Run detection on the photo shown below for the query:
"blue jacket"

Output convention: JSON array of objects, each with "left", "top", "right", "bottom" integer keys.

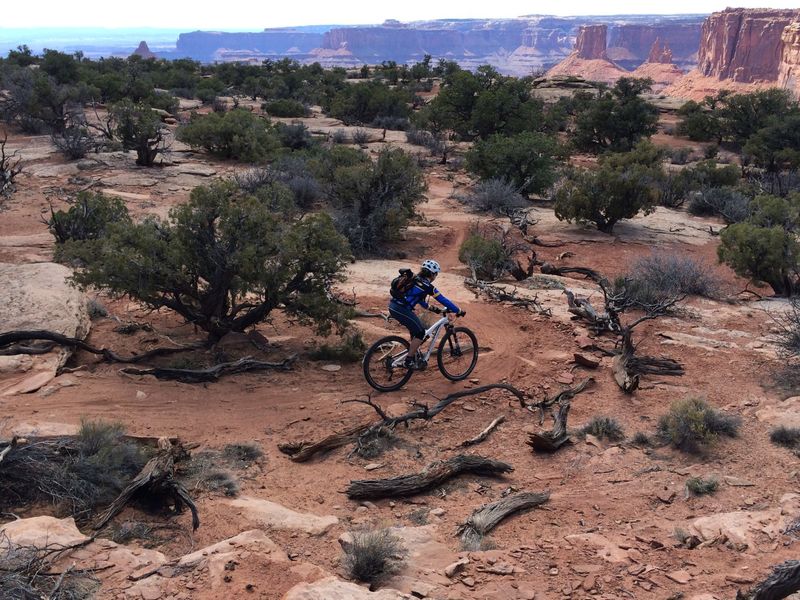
[{"left": 397, "top": 277, "right": 460, "bottom": 313}]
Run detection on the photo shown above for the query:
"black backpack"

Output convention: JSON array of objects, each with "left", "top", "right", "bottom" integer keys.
[{"left": 390, "top": 268, "right": 417, "bottom": 301}]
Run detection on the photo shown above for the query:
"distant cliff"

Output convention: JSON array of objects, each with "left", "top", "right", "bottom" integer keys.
[
  {"left": 176, "top": 30, "right": 324, "bottom": 62},
  {"left": 697, "top": 8, "right": 799, "bottom": 82},
  {"left": 172, "top": 15, "right": 705, "bottom": 75},
  {"left": 779, "top": 21, "right": 800, "bottom": 96},
  {"left": 546, "top": 24, "right": 629, "bottom": 85}
]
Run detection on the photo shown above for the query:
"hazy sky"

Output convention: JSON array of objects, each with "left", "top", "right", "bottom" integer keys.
[{"left": 3, "top": 1, "right": 799, "bottom": 29}]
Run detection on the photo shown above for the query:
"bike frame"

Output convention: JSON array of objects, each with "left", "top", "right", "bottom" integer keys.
[{"left": 389, "top": 315, "right": 451, "bottom": 367}]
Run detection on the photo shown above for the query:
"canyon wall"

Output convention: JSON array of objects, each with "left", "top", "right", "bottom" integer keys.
[
  {"left": 779, "top": 21, "right": 800, "bottom": 96},
  {"left": 608, "top": 23, "right": 700, "bottom": 70},
  {"left": 175, "top": 30, "right": 324, "bottom": 62},
  {"left": 546, "top": 23, "right": 629, "bottom": 85},
  {"left": 575, "top": 25, "right": 608, "bottom": 60},
  {"left": 697, "top": 8, "right": 799, "bottom": 82}
]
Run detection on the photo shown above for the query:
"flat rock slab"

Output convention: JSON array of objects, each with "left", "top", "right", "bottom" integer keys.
[
  {"left": 0, "top": 516, "right": 89, "bottom": 548},
  {"left": 6, "top": 420, "right": 79, "bottom": 437},
  {"left": 100, "top": 174, "right": 160, "bottom": 187},
  {"left": 27, "top": 163, "right": 80, "bottom": 178},
  {"left": 283, "top": 577, "right": 411, "bottom": 600},
  {"left": 229, "top": 496, "right": 339, "bottom": 536},
  {"left": 688, "top": 493, "right": 800, "bottom": 549},
  {"left": 177, "top": 165, "right": 216, "bottom": 177},
  {"left": 101, "top": 188, "right": 152, "bottom": 202}
]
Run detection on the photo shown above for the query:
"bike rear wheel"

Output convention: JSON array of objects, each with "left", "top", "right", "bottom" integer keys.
[
  {"left": 437, "top": 326, "right": 479, "bottom": 381},
  {"left": 363, "top": 335, "right": 414, "bottom": 392}
]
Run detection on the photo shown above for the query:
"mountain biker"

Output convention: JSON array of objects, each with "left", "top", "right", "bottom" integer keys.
[{"left": 389, "top": 259, "right": 466, "bottom": 370}]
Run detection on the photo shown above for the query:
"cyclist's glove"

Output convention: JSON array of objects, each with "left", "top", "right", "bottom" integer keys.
[
  {"left": 457, "top": 310, "right": 466, "bottom": 317},
  {"left": 428, "top": 306, "right": 443, "bottom": 314}
]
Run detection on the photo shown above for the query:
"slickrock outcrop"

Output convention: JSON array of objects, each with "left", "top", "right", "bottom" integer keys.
[
  {"left": 697, "top": 8, "right": 800, "bottom": 83},
  {"left": 547, "top": 24, "right": 629, "bottom": 85},
  {"left": 779, "top": 21, "right": 800, "bottom": 97}
]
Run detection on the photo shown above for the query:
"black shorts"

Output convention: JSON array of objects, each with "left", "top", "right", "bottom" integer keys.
[{"left": 389, "top": 301, "right": 425, "bottom": 340}]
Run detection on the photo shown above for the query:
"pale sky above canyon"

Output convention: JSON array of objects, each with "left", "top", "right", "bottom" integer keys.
[{"left": 4, "top": 1, "right": 799, "bottom": 28}]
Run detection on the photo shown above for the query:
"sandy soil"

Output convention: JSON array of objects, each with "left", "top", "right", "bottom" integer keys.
[{"left": 1, "top": 112, "right": 798, "bottom": 600}]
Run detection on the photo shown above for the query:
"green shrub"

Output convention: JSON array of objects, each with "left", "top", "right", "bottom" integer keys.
[
  {"left": 686, "top": 476, "right": 719, "bottom": 495},
  {"left": 48, "top": 192, "right": 131, "bottom": 245},
  {"left": 459, "top": 234, "right": 508, "bottom": 280},
  {"left": 580, "top": 416, "right": 625, "bottom": 441},
  {"left": 553, "top": 162, "right": 659, "bottom": 234},
  {"left": 657, "top": 398, "right": 740, "bottom": 453},
  {"left": 618, "top": 254, "right": 718, "bottom": 308},
  {"left": 632, "top": 431, "right": 652, "bottom": 446},
  {"left": 572, "top": 77, "right": 659, "bottom": 152},
  {"left": 328, "top": 81, "right": 410, "bottom": 125},
  {"left": 343, "top": 529, "right": 406, "bottom": 583},
  {"left": 262, "top": 98, "right": 310, "bottom": 117},
  {"left": 466, "top": 131, "right": 561, "bottom": 198},
  {"left": 177, "top": 109, "right": 280, "bottom": 162},
  {"left": 112, "top": 100, "right": 167, "bottom": 166},
  {"left": 63, "top": 180, "right": 352, "bottom": 341},
  {"left": 309, "top": 333, "right": 366, "bottom": 363},
  {"left": 670, "top": 147, "right": 692, "bottom": 165},
  {"left": 458, "top": 179, "right": 528, "bottom": 215},
  {"left": 718, "top": 222, "right": 800, "bottom": 296},
  {"left": 330, "top": 148, "right": 426, "bottom": 256},
  {"left": 222, "top": 442, "right": 264, "bottom": 465},
  {"left": 275, "top": 122, "right": 313, "bottom": 150},
  {"left": 770, "top": 425, "right": 800, "bottom": 448},
  {"left": 352, "top": 128, "right": 370, "bottom": 145},
  {"left": 688, "top": 187, "right": 751, "bottom": 223}
]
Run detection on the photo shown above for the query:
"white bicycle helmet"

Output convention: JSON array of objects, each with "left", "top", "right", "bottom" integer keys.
[{"left": 421, "top": 259, "right": 441, "bottom": 274}]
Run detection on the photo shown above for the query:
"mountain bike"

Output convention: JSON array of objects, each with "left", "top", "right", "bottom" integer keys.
[{"left": 363, "top": 311, "right": 478, "bottom": 392}]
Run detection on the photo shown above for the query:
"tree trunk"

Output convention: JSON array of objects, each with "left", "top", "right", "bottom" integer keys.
[{"left": 346, "top": 455, "right": 513, "bottom": 499}]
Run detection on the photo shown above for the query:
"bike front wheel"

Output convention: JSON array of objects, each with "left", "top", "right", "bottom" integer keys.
[
  {"left": 363, "top": 335, "right": 414, "bottom": 392},
  {"left": 437, "top": 326, "right": 479, "bottom": 381}
]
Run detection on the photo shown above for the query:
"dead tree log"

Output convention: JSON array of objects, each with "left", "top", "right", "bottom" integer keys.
[
  {"left": 465, "top": 280, "right": 549, "bottom": 314},
  {"left": 461, "top": 416, "right": 506, "bottom": 447},
  {"left": 527, "top": 400, "right": 571, "bottom": 452},
  {"left": 521, "top": 378, "right": 593, "bottom": 424},
  {"left": 278, "top": 421, "right": 374, "bottom": 463},
  {"left": 612, "top": 328, "right": 684, "bottom": 394},
  {"left": 0, "top": 330, "right": 203, "bottom": 364},
  {"left": 1, "top": 133, "right": 23, "bottom": 198},
  {"left": 457, "top": 491, "right": 550, "bottom": 548},
  {"left": 280, "top": 384, "right": 526, "bottom": 463},
  {"left": 120, "top": 355, "right": 296, "bottom": 382},
  {"left": 349, "top": 384, "right": 525, "bottom": 438},
  {"left": 346, "top": 455, "right": 513, "bottom": 499},
  {"left": 737, "top": 561, "right": 800, "bottom": 600},
  {"left": 540, "top": 263, "right": 606, "bottom": 285},
  {"left": 93, "top": 438, "right": 199, "bottom": 531}
]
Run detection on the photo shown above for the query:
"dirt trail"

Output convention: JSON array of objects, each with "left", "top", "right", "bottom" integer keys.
[{"left": 1, "top": 126, "right": 798, "bottom": 600}]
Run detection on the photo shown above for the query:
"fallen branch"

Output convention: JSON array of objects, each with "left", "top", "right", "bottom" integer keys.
[
  {"left": 119, "top": 355, "right": 296, "bottom": 382},
  {"left": 461, "top": 416, "right": 506, "bottom": 447},
  {"left": 0, "top": 330, "right": 203, "bottom": 364},
  {"left": 0, "top": 437, "right": 16, "bottom": 464},
  {"left": 541, "top": 263, "right": 606, "bottom": 285},
  {"left": 346, "top": 455, "right": 513, "bottom": 499},
  {"left": 278, "top": 421, "right": 374, "bottom": 463},
  {"left": 521, "top": 378, "right": 593, "bottom": 424},
  {"left": 93, "top": 438, "right": 199, "bottom": 531},
  {"left": 737, "top": 560, "right": 800, "bottom": 600},
  {"left": 351, "top": 384, "right": 525, "bottom": 436},
  {"left": 280, "top": 384, "right": 526, "bottom": 463},
  {"left": 465, "top": 280, "right": 549, "bottom": 314},
  {"left": 457, "top": 491, "right": 550, "bottom": 548}
]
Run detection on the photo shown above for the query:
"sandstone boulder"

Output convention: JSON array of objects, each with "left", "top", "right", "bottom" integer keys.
[
  {"left": 0, "top": 263, "right": 89, "bottom": 395},
  {"left": 0, "top": 516, "right": 89, "bottom": 548},
  {"left": 283, "top": 577, "right": 411, "bottom": 600},
  {"left": 229, "top": 496, "right": 338, "bottom": 535}
]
